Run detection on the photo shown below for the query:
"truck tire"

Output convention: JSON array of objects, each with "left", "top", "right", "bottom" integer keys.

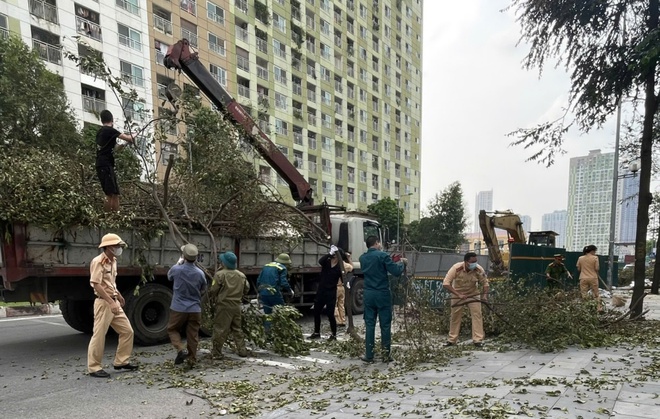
[
  {"left": 124, "top": 283, "right": 172, "bottom": 346},
  {"left": 60, "top": 299, "right": 94, "bottom": 334},
  {"left": 350, "top": 277, "right": 365, "bottom": 315}
]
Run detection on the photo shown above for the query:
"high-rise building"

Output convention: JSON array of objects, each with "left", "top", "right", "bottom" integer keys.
[
  {"left": 474, "top": 190, "right": 493, "bottom": 232},
  {"left": 5, "top": 0, "right": 423, "bottom": 222},
  {"left": 566, "top": 149, "right": 618, "bottom": 252},
  {"left": 542, "top": 210, "right": 567, "bottom": 248},
  {"left": 519, "top": 215, "right": 532, "bottom": 235}
]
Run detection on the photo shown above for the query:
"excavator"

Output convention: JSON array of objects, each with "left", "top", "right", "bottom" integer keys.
[{"left": 478, "top": 210, "right": 557, "bottom": 276}]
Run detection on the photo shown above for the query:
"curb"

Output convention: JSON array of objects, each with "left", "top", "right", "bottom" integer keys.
[{"left": 0, "top": 303, "right": 60, "bottom": 318}]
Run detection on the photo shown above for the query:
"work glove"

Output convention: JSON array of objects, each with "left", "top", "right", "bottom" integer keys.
[
  {"left": 401, "top": 258, "right": 408, "bottom": 265},
  {"left": 329, "top": 245, "right": 338, "bottom": 255}
]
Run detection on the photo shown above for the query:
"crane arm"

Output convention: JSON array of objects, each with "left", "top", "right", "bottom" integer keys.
[{"left": 163, "top": 39, "right": 314, "bottom": 207}]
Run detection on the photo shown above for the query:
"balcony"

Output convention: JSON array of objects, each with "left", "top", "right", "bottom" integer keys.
[
  {"left": 154, "top": 15, "right": 173, "bottom": 35},
  {"left": 180, "top": 0, "right": 196, "bottom": 16},
  {"left": 294, "top": 132, "right": 303, "bottom": 145},
  {"left": 306, "top": 40, "right": 315, "bottom": 54},
  {"left": 122, "top": 72, "right": 145, "bottom": 87},
  {"left": 30, "top": 0, "right": 58, "bottom": 24},
  {"left": 209, "top": 42, "right": 225, "bottom": 56},
  {"left": 306, "top": 15, "right": 315, "bottom": 30},
  {"left": 308, "top": 162, "right": 317, "bottom": 172},
  {"left": 256, "top": 38, "right": 267, "bottom": 53},
  {"left": 181, "top": 28, "right": 198, "bottom": 47},
  {"left": 307, "top": 114, "right": 316, "bottom": 125},
  {"left": 292, "top": 57, "right": 301, "bottom": 71},
  {"left": 235, "top": 26, "right": 248, "bottom": 43},
  {"left": 257, "top": 65, "right": 269, "bottom": 80},
  {"left": 238, "top": 84, "right": 250, "bottom": 98},
  {"left": 275, "top": 48, "right": 286, "bottom": 58},
  {"left": 334, "top": 81, "right": 342, "bottom": 93},
  {"left": 293, "top": 83, "right": 302, "bottom": 95},
  {"left": 1, "top": 28, "right": 8, "bottom": 39},
  {"left": 83, "top": 96, "right": 105, "bottom": 114},
  {"left": 334, "top": 36, "right": 342, "bottom": 47},
  {"left": 76, "top": 17, "right": 102, "bottom": 41},
  {"left": 236, "top": 0, "right": 248, "bottom": 13},
  {"left": 117, "top": 0, "right": 140, "bottom": 15},
  {"left": 307, "top": 91, "right": 316, "bottom": 102},
  {"left": 33, "top": 39, "right": 61, "bottom": 65},
  {"left": 237, "top": 56, "right": 250, "bottom": 72},
  {"left": 119, "top": 34, "right": 142, "bottom": 51},
  {"left": 335, "top": 191, "right": 344, "bottom": 201}
]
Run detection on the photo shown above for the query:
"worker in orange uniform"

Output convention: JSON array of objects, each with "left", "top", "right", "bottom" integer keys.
[
  {"left": 442, "top": 252, "right": 489, "bottom": 347},
  {"left": 87, "top": 233, "right": 138, "bottom": 378}
]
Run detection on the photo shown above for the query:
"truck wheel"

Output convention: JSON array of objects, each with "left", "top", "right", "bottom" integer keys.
[
  {"left": 124, "top": 283, "right": 172, "bottom": 346},
  {"left": 60, "top": 299, "right": 94, "bottom": 334},
  {"left": 350, "top": 277, "right": 365, "bottom": 315}
]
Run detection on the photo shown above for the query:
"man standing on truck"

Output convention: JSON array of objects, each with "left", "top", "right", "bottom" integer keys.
[
  {"left": 545, "top": 254, "right": 572, "bottom": 290},
  {"left": 257, "top": 253, "right": 293, "bottom": 332},
  {"left": 96, "top": 109, "right": 136, "bottom": 212},
  {"left": 210, "top": 251, "right": 250, "bottom": 359},
  {"left": 443, "top": 252, "right": 489, "bottom": 347},
  {"left": 359, "top": 236, "right": 407, "bottom": 363},
  {"left": 87, "top": 233, "right": 138, "bottom": 378},
  {"left": 309, "top": 245, "right": 353, "bottom": 341},
  {"left": 166, "top": 244, "right": 207, "bottom": 366}
]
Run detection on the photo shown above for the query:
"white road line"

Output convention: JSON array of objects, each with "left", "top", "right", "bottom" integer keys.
[
  {"left": 0, "top": 314, "right": 63, "bottom": 323},
  {"left": 292, "top": 356, "right": 332, "bottom": 364},
  {"left": 30, "top": 319, "right": 69, "bottom": 327}
]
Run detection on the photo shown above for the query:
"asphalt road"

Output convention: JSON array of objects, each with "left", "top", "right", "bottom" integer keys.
[{"left": 0, "top": 314, "right": 210, "bottom": 419}]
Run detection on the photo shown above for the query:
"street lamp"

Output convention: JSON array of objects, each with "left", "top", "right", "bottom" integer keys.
[
  {"left": 607, "top": 159, "right": 639, "bottom": 290},
  {"left": 395, "top": 192, "right": 413, "bottom": 250}
]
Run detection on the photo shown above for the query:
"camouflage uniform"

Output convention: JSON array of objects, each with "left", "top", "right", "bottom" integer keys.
[{"left": 545, "top": 261, "right": 569, "bottom": 289}]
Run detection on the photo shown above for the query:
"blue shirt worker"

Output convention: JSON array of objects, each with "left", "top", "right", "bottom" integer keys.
[
  {"left": 210, "top": 252, "right": 250, "bottom": 359},
  {"left": 166, "top": 244, "right": 207, "bottom": 365},
  {"left": 256, "top": 253, "right": 293, "bottom": 332},
  {"left": 359, "top": 236, "right": 407, "bottom": 363}
]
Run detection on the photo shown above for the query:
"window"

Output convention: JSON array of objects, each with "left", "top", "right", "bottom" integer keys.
[
  {"left": 118, "top": 24, "right": 142, "bottom": 51},
  {"left": 273, "top": 39, "right": 286, "bottom": 58},
  {"left": 322, "top": 136, "right": 332, "bottom": 151},
  {"left": 275, "top": 119, "right": 288, "bottom": 135},
  {"left": 274, "top": 66, "right": 287, "bottom": 85},
  {"left": 117, "top": 0, "right": 140, "bottom": 16},
  {"left": 161, "top": 142, "right": 178, "bottom": 164},
  {"left": 208, "top": 32, "right": 226, "bottom": 56},
  {"left": 322, "top": 159, "right": 332, "bottom": 174},
  {"left": 120, "top": 61, "right": 144, "bottom": 87},
  {"left": 207, "top": 1, "right": 225, "bottom": 25},
  {"left": 122, "top": 97, "right": 145, "bottom": 121},
  {"left": 275, "top": 92, "right": 287, "bottom": 110},
  {"left": 210, "top": 64, "right": 227, "bottom": 86},
  {"left": 321, "top": 90, "right": 331, "bottom": 105},
  {"left": 75, "top": 5, "right": 102, "bottom": 41},
  {"left": 273, "top": 13, "right": 286, "bottom": 32},
  {"left": 320, "top": 66, "right": 330, "bottom": 81},
  {"left": 294, "top": 151, "right": 304, "bottom": 169}
]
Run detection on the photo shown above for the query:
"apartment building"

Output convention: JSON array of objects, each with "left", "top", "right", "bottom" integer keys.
[
  {"left": 473, "top": 189, "right": 493, "bottom": 233},
  {"left": 541, "top": 209, "right": 567, "bottom": 249},
  {"left": 3, "top": 0, "right": 423, "bottom": 222},
  {"left": 1, "top": 0, "right": 154, "bottom": 145}
]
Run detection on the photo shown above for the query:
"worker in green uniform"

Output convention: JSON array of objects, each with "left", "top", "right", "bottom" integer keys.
[
  {"left": 358, "top": 236, "right": 407, "bottom": 363},
  {"left": 545, "top": 254, "right": 572, "bottom": 290},
  {"left": 210, "top": 251, "right": 250, "bottom": 359}
]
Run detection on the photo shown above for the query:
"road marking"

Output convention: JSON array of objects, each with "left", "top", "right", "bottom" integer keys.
[
  {"left": 0, "top": 314, "right": 63, "bottom": 323},
  {"left": 30, "top": 319, "right": 69, "bottom": 327},
  {"left": 292, "top": 356, "right": 332, "bottom": 364},
  {"left": 247, "top": 358, "right": 300, "bottom": 370}
]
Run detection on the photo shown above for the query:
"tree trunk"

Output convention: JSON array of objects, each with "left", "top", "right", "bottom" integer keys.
[
  {"left": 630, "top": 0, "right": 659, "bottom": 317},
  {"left": 652, "top": 227, "right": 660, "bottom": 294}
]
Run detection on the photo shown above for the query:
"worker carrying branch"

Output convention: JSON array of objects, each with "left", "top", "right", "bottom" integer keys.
[{"left": 96, "top": 109, "right": 136, "bottom": 212}]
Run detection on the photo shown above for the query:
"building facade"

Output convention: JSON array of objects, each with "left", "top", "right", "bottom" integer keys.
[
  {"left": 566, "top": 149, "right": 618, "bottom": 252},
  {"left": 4, "top": 0, "right": 423, "bottom": 222},
  {"left": 541, "top": 209, "right": 567, "bottom": 249},
  {"left": 473, "top": 189, "right": 493, "bottom": 233},
  {"left": 519, "top": 214, "right": 532, "bottom": 235}
]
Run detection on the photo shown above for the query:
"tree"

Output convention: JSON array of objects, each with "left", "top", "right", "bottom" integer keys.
[
  {"left": 408, "top": 182, "right": 467, "bottom": 251},
  {"left": 509, "top": 0, "right": 660, "bottom": 317},
  {"left": 367, "top": 197, "right": 403, "bottom": 245}
]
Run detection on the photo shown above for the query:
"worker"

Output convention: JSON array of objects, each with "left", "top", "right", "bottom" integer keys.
[
  {"left": 576, "top": 244, "right": 601, "bottom": 307},
  {"left": 545, "top": 254, "right": 573, "bottom": 290},
  {"left": 209, "top": 251, "right": 250, "bottom": 359},
  {"left": 335, "top": 251, "right": 352, "bottom": 328},
  {"left": 443, "top": 252, "right": 489, "bottom": 347},
  {"left": 256, "top": 253, "right": 293, "bottom": 332},
  {"left": 166, "top": 244, "right": 207, "bottom": 366},
  {"left": 96, "top": 109, "right": 136, "bottom": 212},
  {"left": 359, "top": 236, "right": 407, "bottom": 363},
  {"left": 309, "top": 245, "right": 353, "bottom": 341},
  {"left": 87, "top": 233, "right": 138, "bottom": 378}
]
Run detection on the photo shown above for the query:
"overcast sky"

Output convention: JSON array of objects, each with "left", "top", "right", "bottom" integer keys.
[{"left": 420, "top": 0, "right": 621, "bottom": 232}]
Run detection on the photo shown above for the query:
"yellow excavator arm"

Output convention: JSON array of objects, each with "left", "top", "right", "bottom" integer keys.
[{"left": 478, "top": 210, "right": 527, "bottom": 275}]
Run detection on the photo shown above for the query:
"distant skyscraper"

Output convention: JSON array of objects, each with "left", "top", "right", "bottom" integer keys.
[
  {"left": 519, "top": 215, "right": 532, "bottom": 234},
  {"left": 542, "top": 210, "right": 568, "bottom": 248},
  {"left": 474, "top": 190, "right": 493, "bottom": 233},
  {"left": 566, "top": 150, "right": 616, "bottom": 252},
  {"left": 618, "top": 176, "right": 639, "bottom": 245}
]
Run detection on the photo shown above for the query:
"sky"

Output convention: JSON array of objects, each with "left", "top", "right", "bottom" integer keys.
[{"left": 420, "top": 0, "right": 621, "bottom": 232}]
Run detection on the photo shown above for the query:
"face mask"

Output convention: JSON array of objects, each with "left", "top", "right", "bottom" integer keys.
[
  {"left": 468, "top": 262, "right": 478, "bottom": 271},
  {"left": 112, "top": 247, "right": 123, "bottom": 257}
]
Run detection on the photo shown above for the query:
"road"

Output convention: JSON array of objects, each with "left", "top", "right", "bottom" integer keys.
[{"left": 2, "top": 308, "right": 660, "bottom": 419}]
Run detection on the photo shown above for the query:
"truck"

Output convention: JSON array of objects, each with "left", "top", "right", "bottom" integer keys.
[{"left": 0, "top": 39, "right": 382, "bottom": 345}]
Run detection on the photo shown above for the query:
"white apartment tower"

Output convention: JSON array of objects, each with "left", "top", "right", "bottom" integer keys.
[
  {"left": 542, "top": 210, "right": 567, "bottom": 248},
  {"left": 474, "top": 189, "right": 493, "bottom": 233}
]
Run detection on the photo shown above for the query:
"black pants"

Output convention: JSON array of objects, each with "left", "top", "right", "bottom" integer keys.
[{"left": 313, "top": 288, "right": 337, "bottom": 336}]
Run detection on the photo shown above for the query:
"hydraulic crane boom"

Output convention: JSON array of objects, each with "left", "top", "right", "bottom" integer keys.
[
  {"left": 478, "top": 210, "right": 527, "bottom": 275},
  {"left": 164, "top": 39, "right": 314, "bottom": 207}
]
